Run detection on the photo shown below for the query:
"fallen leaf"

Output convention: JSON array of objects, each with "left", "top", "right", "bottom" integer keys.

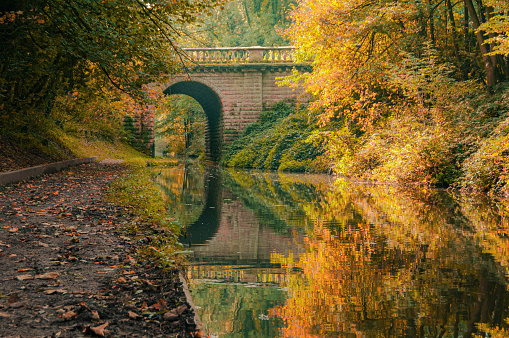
[
  {"left": 163, "top": 303, "right": 188, "bottom": 321},
  {"left": 9, "top": 301, "right": 27, "bottom": 309},
  {"left": 18, "top": 268, "right": 32, "bottom": 272},
  {"left": 163, "top": 312, "right": 179, "bottom": 321},
  {"left": 36, "top": 272, "right": 59, "bottom": 279},
  {"left": 44, "top": 288, "right": 66, "bottom": 294},
  {"left": 0, "top": 311, "right": 11, "bottom": 318},
  {"left": 141, "top": 279, "right": 159, "bottom": 291},
  {"left": 91, "top": 310, "right": 100, "bottom": 320},
  {"left": 126, "top": 255, "right": 136, "bottom": 265},
  {"left": 80, "top": 302, "right": 91, "bottom": 311},
  {"left": 38, "top": 241, "right": 49, "bottom": 247},
  {"left": 63, "top": 310, "right": 77, "bottom": 320},
  {"left": 7, "top": 294, "right": 19, "bottom": 304},
  {"left": 16, "top": 274, "right": 33, "bottom": 281},
  {"left": 127, "top": 310, "right": 140, "bottom": 319},
  {"left": 117, "top": 277, "right": 127, "bottom": 283},
  {"left": 149, "top": 299, "right": 166, "bottom": 311},
  {"left": 90, "top": 322, "right": 109, "bottom": 336},
  {"left": 175, "top": 304, "right": 188, "bottom": 315}
]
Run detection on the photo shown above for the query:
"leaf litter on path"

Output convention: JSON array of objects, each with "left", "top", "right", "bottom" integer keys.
[{"left": 0, "top": 162, "right": 200, "bottom": 338}]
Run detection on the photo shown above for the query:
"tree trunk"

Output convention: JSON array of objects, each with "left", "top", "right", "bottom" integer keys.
[
  {"left": 463, "top": 0, "right": 497, "bottom": 86},
  {"left": 446, "top": 0, "right": 459, "bottom": 57},
  {"left": 427, "top": 0, "right": 436, "bottom": 46}
]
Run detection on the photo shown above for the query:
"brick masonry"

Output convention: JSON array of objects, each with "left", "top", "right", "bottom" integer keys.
[{"left": 145, "top": 64, "right": 309, "bottom": 161}]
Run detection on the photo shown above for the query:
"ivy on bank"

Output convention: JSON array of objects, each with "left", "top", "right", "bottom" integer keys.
[{"left": 221, "top": 101, "right": 328, "bottom": 173}]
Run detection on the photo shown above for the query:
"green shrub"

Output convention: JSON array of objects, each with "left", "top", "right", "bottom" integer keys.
[
  {"left": 222, "top": 100, "right": 326, "bottom": 172},
  {"left": 462, "top": 122, "right": 509, "bottom": 193}
]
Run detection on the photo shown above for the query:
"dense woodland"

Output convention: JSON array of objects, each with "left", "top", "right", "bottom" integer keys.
[{"left": 1, "top": 0, "right": 509, "bottom": 195}]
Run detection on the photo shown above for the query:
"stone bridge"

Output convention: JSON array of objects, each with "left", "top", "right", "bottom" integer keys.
[{"left": 132, "top": 46, "right": 310, "bottom": 161}]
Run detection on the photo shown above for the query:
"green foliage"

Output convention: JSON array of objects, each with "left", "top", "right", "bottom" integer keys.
[
  {"left": 462, "top": 112, "right": 509, "bottom": 194},
  {"left": 155, "top": 95, "right": 206, "bottom": 158},
  {"left": 222, "top": 101, "right": 326, "bottom": 172},
  {"left": 0, "top": 0, "right": 220, "bottom": 132},
  {"left": 181, "top": 0, "right": 294, "bottom": 47},
  {"left": 479, "top": 1, "right": 509, "bottom": 57}
]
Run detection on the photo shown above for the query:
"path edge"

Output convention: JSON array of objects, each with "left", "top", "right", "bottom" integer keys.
[
  {"left": 0, "top": 157, "right": 98, "bottom": 186},
  {"left": 179, "top": 272, "right": 204, "bottom": 334}
]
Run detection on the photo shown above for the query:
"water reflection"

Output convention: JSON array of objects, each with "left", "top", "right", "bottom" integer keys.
[{"left": 155, "top": 166, "right": 509, "bottom": 337}]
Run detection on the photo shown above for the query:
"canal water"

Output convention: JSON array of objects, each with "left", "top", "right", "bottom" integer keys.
[{"left": 155, "top": 165, "right": 509, "bottom": 337}]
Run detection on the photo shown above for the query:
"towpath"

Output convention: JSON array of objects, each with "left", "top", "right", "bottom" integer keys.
[{"left": 0, "top": 161, "right": 198, "bottom": 337}]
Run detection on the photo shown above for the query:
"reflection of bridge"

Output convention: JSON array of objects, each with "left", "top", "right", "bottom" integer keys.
[
  {"left": 191, "top": 198, "right": 305, "bottom": 263},
  {"left": 138, "top": 47, "right": 311, "bottom": 161},
  {"left": 182, "top": 168, "right": 305, "bottom": 265}
]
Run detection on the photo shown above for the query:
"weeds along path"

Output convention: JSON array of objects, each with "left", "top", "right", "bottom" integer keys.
[{"left": 0, "top": 162, "right": 198, "bottom": 338}]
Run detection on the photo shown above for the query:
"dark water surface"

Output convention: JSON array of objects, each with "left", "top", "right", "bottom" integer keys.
[{"left": 155, "top": 165, "right": 509, "bottom": 337}]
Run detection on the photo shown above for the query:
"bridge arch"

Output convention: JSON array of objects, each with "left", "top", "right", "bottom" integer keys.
[
  {"left": 163, "top": 80, "right": 224, "bottom": 162},
  {"left": 138, "top": 47, "right": 311, "bottom": 160}
]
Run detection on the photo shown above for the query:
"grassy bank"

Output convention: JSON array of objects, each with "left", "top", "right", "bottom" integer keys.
[
  {"left": 0, "top": 107, "right": 186, "bottom": 268},
  {"left": 105, "top": 162, "right": 190, "bottom": 269}
]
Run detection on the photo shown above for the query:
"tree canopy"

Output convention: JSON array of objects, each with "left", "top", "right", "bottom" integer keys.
[
  {"left": 286, "top": 0, "right": 509, "bottom": 126},
  {"left": 0, "top": 0, "right": 222, "bottom": 121},
  {"left": 180, "top": 0, "right": 295, "bottom": 47}
]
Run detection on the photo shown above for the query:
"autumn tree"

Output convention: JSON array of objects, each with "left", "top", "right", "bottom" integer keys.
[
  {"left": 0, "top": 0, "right": 221, "bottom": 129},
  {"left": 286, "top": 0, "right": 509, "bottom": 124}
]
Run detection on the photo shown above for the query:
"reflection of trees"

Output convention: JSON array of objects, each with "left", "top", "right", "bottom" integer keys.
[
  {"left": 223, "top": 169, "right": 334, "bottom": 234},
  {"left": 154, "top": 165, "right": 205, "bottom": 227},
  {"left": 458, "top": 197, "right": 509, "bottom": 337},
  {"left": 272, "top": 180, "right": 509, "bottom": 337},
  {"left": 156, "top": 167, "right": 509, "bottom": 336},
  {"left": 190, "top": 280, "right": 285, "bottom": 338}
]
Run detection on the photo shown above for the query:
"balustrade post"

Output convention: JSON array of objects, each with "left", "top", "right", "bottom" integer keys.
[{"left": 248, "top": 47, "right": 264, "bottom": 62}]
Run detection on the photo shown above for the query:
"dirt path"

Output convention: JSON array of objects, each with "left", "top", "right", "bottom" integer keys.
[{"left": 0, "top": 162, "right": 198, "bottom": 338}]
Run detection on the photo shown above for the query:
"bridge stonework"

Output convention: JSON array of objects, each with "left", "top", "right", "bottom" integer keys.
[{"left": 145, "top": 47, "right": 310, "bottom": 161}]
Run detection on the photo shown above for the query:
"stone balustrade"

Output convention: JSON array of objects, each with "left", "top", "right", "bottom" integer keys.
[{"left": 182, "top": 46, "right": 295, "bottom": 63}]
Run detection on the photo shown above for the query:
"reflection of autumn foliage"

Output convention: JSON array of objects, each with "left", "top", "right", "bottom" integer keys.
[
  {"left": 459, "top": 197, "right": 509, "bottom": 280},
  {"left": 206, "top": 169, "right": 509, "bottom": 336},
  {"left": 272, "top": 220, "right": 382, "bottom": 337},
  {"left": 460, "top": 198, "right": 509, "bottom": 337},
  {"left": 271, "top": 179, "right": 509, "bottom": 337}
]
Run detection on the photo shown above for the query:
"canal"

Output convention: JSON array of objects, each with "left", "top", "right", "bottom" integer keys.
[{"left": 155, "top": 165, "right": 509, "bottom": 337}]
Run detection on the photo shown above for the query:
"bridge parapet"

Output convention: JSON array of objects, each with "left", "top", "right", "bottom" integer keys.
[{"left": 182, "top": 46, "right": 295, "bottom": 63}]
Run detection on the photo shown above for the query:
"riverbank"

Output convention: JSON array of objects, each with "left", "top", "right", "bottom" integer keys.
[{"left": 0, "top": 161, "right": 200, "bottom": 337}]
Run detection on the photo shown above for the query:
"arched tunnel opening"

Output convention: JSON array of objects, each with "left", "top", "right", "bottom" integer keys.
[{"left": 163, "top": 81, "right": 223, "bottom": 162}]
